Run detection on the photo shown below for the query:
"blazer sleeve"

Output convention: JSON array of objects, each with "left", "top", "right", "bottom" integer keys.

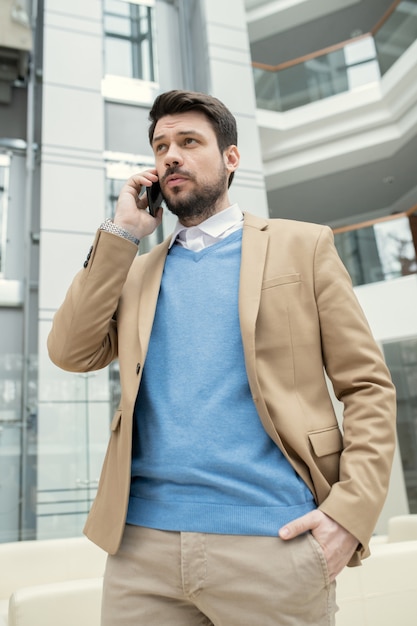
[
  {"left": 314, "top": 226, "right": 397, "bottom": 550},
  {"left": 47, "top": 229, "right": 139, "bottom": 373}
]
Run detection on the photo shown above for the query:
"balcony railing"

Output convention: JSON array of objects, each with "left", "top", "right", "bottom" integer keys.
[
  {"left": 252, "top": 0, "right": 417, "bottom": 112},
  {"left": 333, "top": 205, "right": 417, "bottom": 287}
]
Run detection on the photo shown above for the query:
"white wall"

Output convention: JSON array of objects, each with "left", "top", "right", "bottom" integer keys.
[{"left": 355, "top": 274, "right": 417, "bottom": 343}]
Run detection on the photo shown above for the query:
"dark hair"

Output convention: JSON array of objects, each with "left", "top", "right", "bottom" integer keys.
[{"left": 148, "top": 90, "right": 238, "bottom": 186}]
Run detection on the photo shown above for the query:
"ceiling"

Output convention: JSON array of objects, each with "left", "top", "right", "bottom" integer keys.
[
  {"left": 244, "top": 0, "right": 417, "bottom": 227},
  {"left": 266, "top": 132, "right": 417, "bottom": 225}
]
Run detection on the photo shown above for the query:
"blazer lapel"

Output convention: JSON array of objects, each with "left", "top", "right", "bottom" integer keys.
[
  {"left": 239, "top": 212, "right": 269, "bottom": 344},
  {"left": 239, "top": 213, "right": 289, "bottom": 450},
  {"left": 137, "top": 238, "right": 170, "bottom": 356}
]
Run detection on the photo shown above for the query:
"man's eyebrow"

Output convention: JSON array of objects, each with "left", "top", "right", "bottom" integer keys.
[{"left": 152, "top": 129, "right": 204, "bottom": 145}]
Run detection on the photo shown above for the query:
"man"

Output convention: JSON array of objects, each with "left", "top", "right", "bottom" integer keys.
[{"left": 48, "top": 90, "right": 396, "bottom": 625}]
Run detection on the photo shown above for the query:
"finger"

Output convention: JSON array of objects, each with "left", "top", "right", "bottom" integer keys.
[
  {"left": 279, "top": 511, "right": 319, "bottom": 540},
  {"left": 129, "top": 169, "right": 158, "bottom": 192},
  {"left": 120, "top": 170, "right": 158, "bottom": 203}
]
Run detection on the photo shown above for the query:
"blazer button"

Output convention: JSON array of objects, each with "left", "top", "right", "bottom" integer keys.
[{"left": 136, "top": 363, "right": 141, "bottom": 375}]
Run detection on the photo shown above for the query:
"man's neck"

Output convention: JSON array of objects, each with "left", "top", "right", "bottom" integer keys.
[{"left": 178, "top": 197, "right": 231, "bottom": 228}]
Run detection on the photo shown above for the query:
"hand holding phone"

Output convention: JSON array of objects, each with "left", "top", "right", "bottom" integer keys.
[{"left": 146, "top": 181, "right": 163, "bottom": 217}]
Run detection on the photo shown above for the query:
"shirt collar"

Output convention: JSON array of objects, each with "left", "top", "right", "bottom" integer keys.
[{"left": 168, "top": 204, "right": 243, "bottom": 249}]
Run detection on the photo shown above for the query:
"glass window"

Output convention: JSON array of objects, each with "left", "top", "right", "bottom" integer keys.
[
  {"left": 0, "top": 154, "right": 11, "bottom": 277},
  {"left": 105, "top": 154, "right": 164, "bottom": 254},
  {"left": 334, "top": 214, "right": 417, "bottom": 287},
  {"left": 103, "top": 0, "right": 157, "bottom": 82},
  {"left": 383, "top": 337, "right": 417, "bottom": 514}
]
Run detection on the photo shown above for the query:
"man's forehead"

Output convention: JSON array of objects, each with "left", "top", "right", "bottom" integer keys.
[{"left": 153, "top": 111, "right": 213, "bottom": 137}]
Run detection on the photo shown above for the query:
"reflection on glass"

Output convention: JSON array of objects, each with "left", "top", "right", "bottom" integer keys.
[
  {"left": 105, "top": 38, "right": 134, "bottom": 77},
  {"left": 334, "top": 213, "right": 417, "bottom": 287},
  {"left": 375, "top": 0, "right": 417, "bottom": 75},
  {"left": 383, "top": 338, "right": 417, "bottom": 514},
  {"left": 104, "top": 15, "right": 132, "bottom": 36}
]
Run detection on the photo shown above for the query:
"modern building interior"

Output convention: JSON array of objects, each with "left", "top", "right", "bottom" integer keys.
[{"left": 0, "top": 0, "right": 417, "bottom": 623}]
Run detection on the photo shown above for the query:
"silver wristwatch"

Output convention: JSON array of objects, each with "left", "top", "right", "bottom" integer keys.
[{"left": 99, "top": 218, "right": 140, "bottom": 246}]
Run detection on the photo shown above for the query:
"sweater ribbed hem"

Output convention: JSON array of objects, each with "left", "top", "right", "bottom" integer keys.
[{"left": 126, "top": 496, "right": 316, "bottom": 536}]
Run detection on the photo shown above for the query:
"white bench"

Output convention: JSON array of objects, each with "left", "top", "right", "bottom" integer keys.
[
  {"left": 336, "top": 539, "right": 417, "bottom": 626},
  {"left": 7, "top": 578, "right": 103, "bottom": 626},
  {"left": 0, "top": 536, "right": 106, "bottom": 626}
]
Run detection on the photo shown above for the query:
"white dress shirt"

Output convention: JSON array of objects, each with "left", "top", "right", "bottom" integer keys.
[{"left": 169, "top": 204, "right": 244, "bottom": 252}]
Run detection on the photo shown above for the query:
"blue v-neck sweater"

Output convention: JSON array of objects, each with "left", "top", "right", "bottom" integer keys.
[{"left": 127, "top": 230, "right": 315, "bottom": 535}]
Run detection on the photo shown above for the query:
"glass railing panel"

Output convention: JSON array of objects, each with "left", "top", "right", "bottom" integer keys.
[
  {"left": 0, "top": 354, "right": 30, "bottom": 543},
  {"left": 0, "top": 352, "right": 119, "bottom": 543},
  {"left": 253, "top": 36, "right": 380, "bottom": 112},
  {"left": 334, "top": 213, "right": 417, "bottom": 287},
  {"left": 253, "top": 0, "right": 417, "bottom": 112},
  {"left": 375, "top": 0, "right": 417, "bottom": 75},
  {"left": 36, "top": 367, "right": 113, "bottom": 541}
]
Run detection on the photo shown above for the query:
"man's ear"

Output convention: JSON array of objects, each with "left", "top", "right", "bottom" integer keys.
[{"left": 224, "top": 145, "right": 240, "bottom": 174}]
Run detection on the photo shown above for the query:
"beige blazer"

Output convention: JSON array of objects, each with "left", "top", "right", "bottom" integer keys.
[{"left": 47, "top": 213, "right": 396, "bottom": 565}]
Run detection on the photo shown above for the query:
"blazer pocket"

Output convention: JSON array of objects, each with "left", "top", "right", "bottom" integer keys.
[
  {"left": 308, "top": 426, "right": 343, "bottom": 457},
  {"left": 110, "top": 409, "right": 122, "bottom": 432},
  {"left": 262, "top": 273, "right": 301, "bottom": 290},
  {"left": 308, "top": 426, "right": 343, "bottom": 487}
]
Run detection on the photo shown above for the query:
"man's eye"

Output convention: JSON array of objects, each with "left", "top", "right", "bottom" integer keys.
[
  {"left": 184, "top": 138, "right": 197, "bottom": 145},
  {"left": 155, "top": 144, "right": 166, "bottom": 152}
]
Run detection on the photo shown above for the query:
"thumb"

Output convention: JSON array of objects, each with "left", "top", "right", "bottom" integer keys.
[{"left": 279, "top": 511, "right": 318, "bottom": 540}]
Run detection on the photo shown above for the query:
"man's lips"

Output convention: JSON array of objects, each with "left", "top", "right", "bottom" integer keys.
[{"left": 165, "top": 175, "right": 188, "bottom": 188}]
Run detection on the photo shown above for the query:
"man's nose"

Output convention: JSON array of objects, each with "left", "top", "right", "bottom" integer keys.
[{"left": 164, "top": 145, "right": 183, "bottom": 168}]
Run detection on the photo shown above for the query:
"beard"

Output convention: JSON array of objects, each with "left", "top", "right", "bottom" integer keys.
[{"left": 161, "top": 162, "right": 229, "bottom": 224}]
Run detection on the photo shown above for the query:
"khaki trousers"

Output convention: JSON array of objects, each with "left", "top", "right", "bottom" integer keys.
[{"left": 101, "top": 524, "right": 337, "bottom": 626}]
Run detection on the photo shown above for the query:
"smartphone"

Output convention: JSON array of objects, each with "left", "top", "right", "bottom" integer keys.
[{"left": 146, "top": 181, "right": 163, "bottom": 217}]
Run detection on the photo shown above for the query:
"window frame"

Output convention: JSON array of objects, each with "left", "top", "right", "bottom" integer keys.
[{"left": 103, "top": 0, "right": 157, "bottom": 84}]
